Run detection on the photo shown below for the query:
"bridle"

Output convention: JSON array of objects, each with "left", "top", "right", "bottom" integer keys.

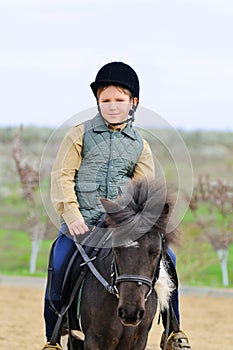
[
  {"left": 73, "top": 232, "right": 165, "bottom": 302},
  {"left": 111, "top": 243, "right": 163, "bottom": 301}
]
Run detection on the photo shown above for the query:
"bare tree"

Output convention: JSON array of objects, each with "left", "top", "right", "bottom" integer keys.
[
  {"left": 12, "top": 126, "right": 45, "bottom": 273},
  {"left": 189, "top": 175, "right": 233, "bottom": 286}
]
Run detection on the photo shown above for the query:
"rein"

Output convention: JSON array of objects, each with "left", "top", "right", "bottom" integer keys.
[
  {"left": 73, "top": 232, "right": 165, "bottom": 302},
  {"left": 73, "top": 236, "right": 117, "bottom": 295}
]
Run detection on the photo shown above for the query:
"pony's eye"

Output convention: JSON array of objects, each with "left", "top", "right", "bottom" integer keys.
[
  {"left": 148, "top": 249, "right": 156, "bottom": 256},
  {"left": 114, "top": 248, "right": 120, "bottom": 257},
  {"left": 148, "top": 248, "right": 160, "bottom": 258}
]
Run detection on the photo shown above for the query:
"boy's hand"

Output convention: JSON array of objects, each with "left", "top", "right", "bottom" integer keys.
[{"left": 68, "top": 219, "right": 89, "bottom": 236}]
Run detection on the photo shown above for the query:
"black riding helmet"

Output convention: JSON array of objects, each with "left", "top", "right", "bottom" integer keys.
[
  {"left": 90, "top": 61, "right": 140, "bottom": 100},
  {"left": 90, "top": 62, "right": 139, "bottom": 126}
]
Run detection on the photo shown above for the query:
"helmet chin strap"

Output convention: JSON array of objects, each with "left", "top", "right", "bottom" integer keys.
[{"left": 97, "top": 104, "right": 137, "bottom": 127}]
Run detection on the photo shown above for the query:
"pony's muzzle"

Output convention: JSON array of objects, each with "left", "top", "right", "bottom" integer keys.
[{"left": 118, "top": 304, "right": 145, "bottom": 326}]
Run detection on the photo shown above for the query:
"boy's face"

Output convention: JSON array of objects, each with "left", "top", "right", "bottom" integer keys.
[{"left": 98, "top": 85, "right": 132, "bottom": 125}]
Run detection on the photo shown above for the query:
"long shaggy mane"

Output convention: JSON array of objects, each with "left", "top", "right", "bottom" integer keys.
[{"left": 103, "top": 177, "right": 178, "bottom": 247}]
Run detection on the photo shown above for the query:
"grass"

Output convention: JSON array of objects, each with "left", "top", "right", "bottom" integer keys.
[
  {"left": 0, "top": 224, "right": 233, "bottom": 288},
  {"left": 175, "top": 206, "right": 233, "bottom": 288},
  {"left": 0, "top": 229, "right": 52, "bottom": 276},
  {"left": 0, "top": 185, "right": 233, "bottom": 288},
  {"left": 175, "top": 237, "right": 233, "bottom": 288}
]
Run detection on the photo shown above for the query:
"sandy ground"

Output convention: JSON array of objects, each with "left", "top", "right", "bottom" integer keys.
[{"left": 0, "top": 280, "right": 233, "bottom": 350}]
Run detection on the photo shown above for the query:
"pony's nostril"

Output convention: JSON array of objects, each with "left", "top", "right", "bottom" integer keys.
[
  {"left": 118, "top": 306, "right": 124, "bottom": 318},
  {"left": 138, "top": 309, "right": 144, "bottom": 320},
  {"left": 118, "top": 305, "right": 145, "bottom": 324}
]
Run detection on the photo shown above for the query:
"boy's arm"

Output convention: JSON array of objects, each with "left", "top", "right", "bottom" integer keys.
[
  {"left": 50, "top": 124, "right": 84, "bottom": 226},
  {"left": 132, "top": 139, "right": 155, "bottom": 180}
]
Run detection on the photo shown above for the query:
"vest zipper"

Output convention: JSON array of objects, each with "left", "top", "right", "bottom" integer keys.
[{"left": 106, "top": 132, "right": 114, "bottom": 199}]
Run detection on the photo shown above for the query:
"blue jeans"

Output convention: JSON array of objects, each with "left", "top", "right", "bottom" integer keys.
[
  {"left": 44, "top": 225, "right": 77, "bottom": 341},
  {"left": 167, "top": 247, "right": 180, "bottom": 325},
  {"left": 45, "top": 227, "right": 76, "bottom": 301}
]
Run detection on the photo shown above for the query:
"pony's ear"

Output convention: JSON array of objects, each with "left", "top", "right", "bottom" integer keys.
[{"left": 100, "top": 198, "right": 122, "bottom": 214}]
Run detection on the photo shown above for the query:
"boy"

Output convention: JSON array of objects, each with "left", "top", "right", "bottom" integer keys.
[{"left": 42, "top": 61, "right": 191, "bottom": 349}]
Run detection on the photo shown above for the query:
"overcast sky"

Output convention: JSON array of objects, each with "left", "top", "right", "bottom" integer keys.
[{"left": 0, "top": 0, "right": 233, "bottom": 130}]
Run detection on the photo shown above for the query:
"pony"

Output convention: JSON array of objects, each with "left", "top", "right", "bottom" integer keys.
[{"left": 65, "top": 178, "right": 178, "bottom": 350}]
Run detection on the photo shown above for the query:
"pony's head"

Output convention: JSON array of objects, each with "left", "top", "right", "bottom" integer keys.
[{"left": 101, "top": 178, "right": 178, "bottom": 326}]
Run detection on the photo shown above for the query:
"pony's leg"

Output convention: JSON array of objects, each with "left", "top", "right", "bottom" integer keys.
[
  {"left": 113, "top": 335, "right": 148, "bottom": 350},
  {"left": 83, "top": 334, "right": 120, "bottom": 350},
  {"left": 115, "top": 340, "right": 148, "bottom": 350},
  {"left": 67, "top": 336, "right": 84, "bottom": 350}
]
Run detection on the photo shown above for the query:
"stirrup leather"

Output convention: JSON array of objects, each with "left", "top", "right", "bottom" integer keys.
[{"left": 41, "top": 342, "right": 63, "bottom": 350}]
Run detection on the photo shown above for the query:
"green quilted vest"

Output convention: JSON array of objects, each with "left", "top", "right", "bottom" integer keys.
[{"left": 74, "top": 114, "right": 144, "bottom": 226}]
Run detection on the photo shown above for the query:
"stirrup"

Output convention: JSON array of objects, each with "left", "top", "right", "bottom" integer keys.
[
  {"left": 41, "top": 342, "right": 63, "bottom": 350},
  {"left": 160, "top": 330, "right": 191, "bottom": 349}
]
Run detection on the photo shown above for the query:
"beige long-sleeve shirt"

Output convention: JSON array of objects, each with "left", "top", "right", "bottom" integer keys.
[{"left": 51, "top": 124, "right": 155, "bottom": 225}]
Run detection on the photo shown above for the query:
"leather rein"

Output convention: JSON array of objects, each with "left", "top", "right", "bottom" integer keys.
[{"left": 73, "top": 232, "right": 165, "bottom": 301}]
